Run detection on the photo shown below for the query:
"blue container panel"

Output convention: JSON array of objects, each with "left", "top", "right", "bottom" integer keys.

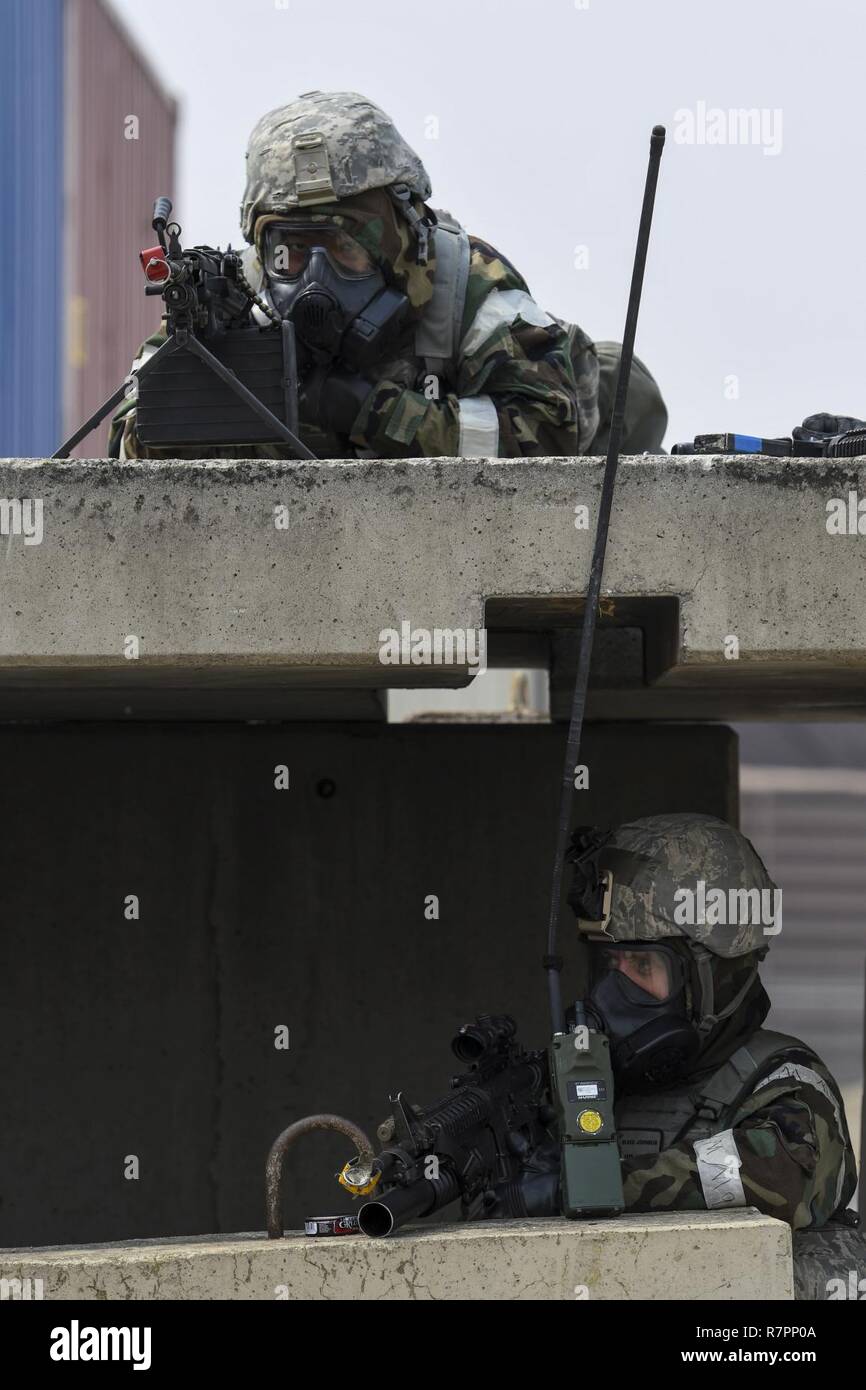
[{"left": 0, "top": 0, "right": 63, "bottom": 457}]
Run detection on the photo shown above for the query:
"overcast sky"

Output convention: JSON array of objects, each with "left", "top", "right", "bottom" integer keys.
[{"left": 113, "top": 0, "right": 865, "bottom": 448}]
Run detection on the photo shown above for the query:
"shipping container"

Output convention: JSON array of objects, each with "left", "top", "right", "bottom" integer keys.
[{"left": 0, "top": 0, "right": 176, "bottom": 459}]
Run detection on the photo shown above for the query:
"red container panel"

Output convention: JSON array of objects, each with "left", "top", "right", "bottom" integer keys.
[{"left": 63, "top": 0, "right": 177, "bottom": 455}]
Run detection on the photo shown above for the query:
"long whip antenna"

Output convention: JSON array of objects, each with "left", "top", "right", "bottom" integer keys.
[{"left": 545, "top": 125, "right": 666, "bottom": 1032}]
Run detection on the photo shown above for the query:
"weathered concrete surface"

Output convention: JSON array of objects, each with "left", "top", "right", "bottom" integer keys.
[
  {"left": 2, "top": 454, "right": 866, "bottom": 717},
  {"left": 0, "top": 1211, "right": 793, "bottom": 1300},
  {"left": 0, "top": 721, "right": 736, "bottom": 1249}
]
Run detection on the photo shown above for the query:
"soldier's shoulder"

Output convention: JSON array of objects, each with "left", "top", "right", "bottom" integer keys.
[
  {"left": 736, "top": 1030, "right": 848, "bottom": 1121},
  {"left": 459, "top": 235, "right": 529, "bottom": 333},
  {"left": 466, "top": 235, "right": 528, "bottom": 289}
]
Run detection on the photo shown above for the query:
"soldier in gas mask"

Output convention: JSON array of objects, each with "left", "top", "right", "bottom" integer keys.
[
  {"left": 499, "top": 813, "right": 864, "bottom": 1299},
  {"left": 109, "top": 90, "right": 667, "bottom": 460}
]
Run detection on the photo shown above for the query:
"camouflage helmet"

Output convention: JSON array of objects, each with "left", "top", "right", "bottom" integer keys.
[
  {"left": 240, "top": 90, "right": 432, "bottom": 243},
  {"left": 568, "top": 813, "right": 779, "bottom": 958}
]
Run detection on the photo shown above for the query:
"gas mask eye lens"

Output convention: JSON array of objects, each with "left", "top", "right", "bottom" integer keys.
[
  {"left": 592, "top": 946, "right": 676, "bottom": 1003},
  {"left": 262, "top": 223, "right": 376, "bottom": 281},
  {"left": 328, "top": 230, "right": 375, "bottom": 276},
  {"left": 283, "top": 241, "right": 313, "bottom": 277},
  {"left": 262, "top": 228, "right": 313, "bottom": 280}
]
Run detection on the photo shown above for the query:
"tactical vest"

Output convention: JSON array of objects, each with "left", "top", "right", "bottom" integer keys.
[
  {"left": 616, "top": 1026, "right": 851, "bottom": 1219},
  {"left": 414, "top": 210, "right": 471, "bottom": 383}
]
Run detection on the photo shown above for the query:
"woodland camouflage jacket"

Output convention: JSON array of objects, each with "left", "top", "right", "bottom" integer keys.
[{"left": 619, "top": 1038, "right": 857, "bottom": 1231}]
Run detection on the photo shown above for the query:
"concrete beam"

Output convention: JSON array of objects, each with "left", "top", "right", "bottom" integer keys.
[
  {"left": 1, "top": 1211, "right": 793, "bottom": 1300},
  {"left": 2, "top": 454, "right": 865, "bottom": 719}
]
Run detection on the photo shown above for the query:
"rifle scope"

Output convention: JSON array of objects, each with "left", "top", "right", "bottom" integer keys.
[{"left": 451, "top": 1014, "right": 517, "bottom": 1063}]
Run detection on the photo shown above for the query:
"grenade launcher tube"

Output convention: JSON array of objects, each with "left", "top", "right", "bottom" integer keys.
[{"left": 358, "top": 1167, "right": 462, "bottom": 1237}]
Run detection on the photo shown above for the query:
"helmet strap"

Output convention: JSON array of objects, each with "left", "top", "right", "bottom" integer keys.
[
  {"left": 693, "top": 945, "right": 759, "bottom": 1038},
  {"left": 388, "top": 184, "right": 433, "bottom": 265}
]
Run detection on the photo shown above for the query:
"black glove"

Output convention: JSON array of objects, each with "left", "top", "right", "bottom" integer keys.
[
  {"left": 480, "top": 1135, "right": 562, "bottom": 1221},
  {"left": 299, "top": 365, "right": 375, "bottom": 437},
  {"left": 793, "top": 412, "right": 866, "bottom": 443}
]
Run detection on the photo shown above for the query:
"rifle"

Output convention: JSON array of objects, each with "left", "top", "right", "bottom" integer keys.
[
  {"left": 265, "top": 1011, "right": 622, "bottom": 1238},
  {"left": 264, "top": 1015, "right": 551, "bottom": 1239},
  {"left": 53, "top": 197, "right": 314, "bottom": 460},
  {"left": 352, "top": 1015, "right": 553, "bottom": 1237}
]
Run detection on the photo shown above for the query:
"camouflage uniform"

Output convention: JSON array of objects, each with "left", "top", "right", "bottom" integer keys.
[
  {"left": 571, "top": 814, "right": 863, "bottom": 1298},
  {"left": 109, "top": 92, "right": 666, "bottom": 460}
]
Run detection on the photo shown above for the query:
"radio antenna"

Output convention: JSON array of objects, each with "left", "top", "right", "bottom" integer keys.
[{"left": 544, "top": 126, "right": 666, "bottom": 1032}]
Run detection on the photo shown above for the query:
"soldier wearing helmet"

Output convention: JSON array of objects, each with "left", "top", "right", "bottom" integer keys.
[
  {"left": 495, "top": 813, "right": 864, "bottom": 1298},
  {"left": 110, "top": 90, "right": 667, "bottom": 460}
]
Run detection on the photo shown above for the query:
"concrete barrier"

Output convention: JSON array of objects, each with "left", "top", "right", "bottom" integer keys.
[
  {"left": 1, "top": 1211, "right": 793, "bottom": 1301},
  {"left": 2, "top": 454, "right": 865, "bottom": 718}
]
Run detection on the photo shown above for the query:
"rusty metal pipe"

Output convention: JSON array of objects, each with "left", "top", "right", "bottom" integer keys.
[{"left": 265, "top": 1113, "right": 376, "bottom": 1239}]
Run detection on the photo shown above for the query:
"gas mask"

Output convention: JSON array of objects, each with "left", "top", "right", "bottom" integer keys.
[
  {"left": 259, "top": 220, "right": 410, "bottom": 370},
  {"left": 585, "top": 943, "right": 700, "bottom": 1092}
]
